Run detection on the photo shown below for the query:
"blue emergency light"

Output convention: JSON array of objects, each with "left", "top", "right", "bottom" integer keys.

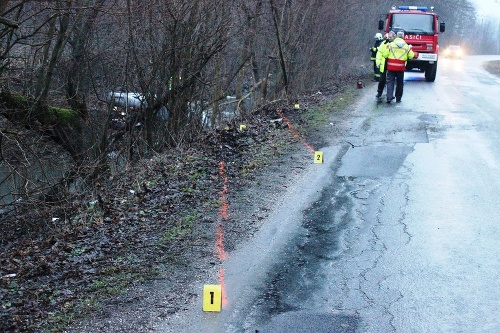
[{"left": 398, "top": 5, "right": 428, "bottom": 12}]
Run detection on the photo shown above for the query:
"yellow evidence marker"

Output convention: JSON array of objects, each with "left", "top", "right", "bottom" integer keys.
[
  {"left": 294, "top": 103, "right": 300, "bottom": 109},
  {"left": 314, "top": 151, "right": 323, "bottom": 164},
  {"left": 239, "top": 124, "right": 247, "bottom": 131},
  {"left": 203, "top": 284, "right": 222, "bottom": 312}
]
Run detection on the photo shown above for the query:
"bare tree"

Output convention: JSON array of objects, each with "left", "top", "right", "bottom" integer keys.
[{"left": 118, "top": 0, "right": 235, "bottom": 147}]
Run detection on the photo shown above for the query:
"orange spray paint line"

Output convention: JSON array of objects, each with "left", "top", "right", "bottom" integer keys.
[
  {"left": 219, "top": 161, "right": 229, "bottom": 220},
  {"left": 220, "top": 184, "right": 229, "bottom": 220},
  {"left": 278, "top": 109, "right": 315, "bottom": 152},
  {"left": 217, "top": 162, "right": 228, "bottom": 259},
  {"left": 216, "top": 160, "right": 229, "bottom": 306},
  {"left": 219, "top": 161, "right": 225, "bottom": 177},
  {"left": 216, "top": 222, "right": 227, "bottom": 261}
]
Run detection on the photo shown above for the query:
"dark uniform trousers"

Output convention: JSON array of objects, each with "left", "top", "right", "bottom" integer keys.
[
  {"left": 386, "top": 70, "right": 404, "bottom": 101},
  {"left": 377, "top": 65, "right": 388, "bottom": 96}
]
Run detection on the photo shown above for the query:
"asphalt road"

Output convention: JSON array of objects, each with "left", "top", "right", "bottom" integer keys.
[{"left": 159, "top": 55, "right": 500, "bottom": 333}]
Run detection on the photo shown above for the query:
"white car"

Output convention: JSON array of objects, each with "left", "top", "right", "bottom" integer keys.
[
  {"left": 107, "top": 91, "right": 147, "bottom": 108},
  {"left": 443, "top": 45, "right": 463, "bottom": 59}
]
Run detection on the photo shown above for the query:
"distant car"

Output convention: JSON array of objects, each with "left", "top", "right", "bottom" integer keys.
[{"left": 443, "top": 45, "right": 463, "bottom": 59}]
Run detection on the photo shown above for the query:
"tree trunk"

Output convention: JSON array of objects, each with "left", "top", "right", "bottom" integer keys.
[{"left": 269, "top": 0, "right": 289, "bottom": 96}]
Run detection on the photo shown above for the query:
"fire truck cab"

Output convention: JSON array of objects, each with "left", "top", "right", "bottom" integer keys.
[{"left": 378, "top": 5, "right": 445, "bottom": 82}]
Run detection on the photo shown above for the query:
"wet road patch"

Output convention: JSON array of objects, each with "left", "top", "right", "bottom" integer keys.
[{"left": 337, "top": 146, "right": 413, "bottom": 178}]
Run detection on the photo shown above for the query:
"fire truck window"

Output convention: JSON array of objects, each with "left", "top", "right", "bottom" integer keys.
[{"left": 390, "top": 14, "right": 434, "bottom": 34}]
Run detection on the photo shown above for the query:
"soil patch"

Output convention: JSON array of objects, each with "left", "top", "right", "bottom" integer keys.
[{"left": 483, "top": 60, "right": 500, "bottom": 78}]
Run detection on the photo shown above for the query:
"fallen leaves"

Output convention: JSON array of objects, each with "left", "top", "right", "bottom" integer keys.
[{"left": 1, "top": 109, "right": 302, "bottom": 332}]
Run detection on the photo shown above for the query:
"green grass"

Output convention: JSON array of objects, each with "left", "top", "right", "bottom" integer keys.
[
  {"left": 159, "top": 210, "right": 199, "bottom": 244},
  {"left": 301, "top": 85, "right": 360, "bottom": 131}
]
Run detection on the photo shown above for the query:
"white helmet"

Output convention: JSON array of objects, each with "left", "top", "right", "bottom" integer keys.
[{"left": 375, "top": 33, "right": 383, "bottom": 41}]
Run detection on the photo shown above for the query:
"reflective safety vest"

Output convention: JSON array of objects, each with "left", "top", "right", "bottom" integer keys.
[
  {"left": 382, "top": 38, "right": 414, "bottom": 72},
  {"left": 371, "top": 40, "right": 382, "bottom": 60}
]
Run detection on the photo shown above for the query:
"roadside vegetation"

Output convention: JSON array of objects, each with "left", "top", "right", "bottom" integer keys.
[{"left": 1, "top": 80, "right": 360, "bottom": 332}]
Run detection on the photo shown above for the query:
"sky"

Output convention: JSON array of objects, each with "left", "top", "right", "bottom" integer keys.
[{"left": 471, "top": 0, "right": 500, "bottom": 20}]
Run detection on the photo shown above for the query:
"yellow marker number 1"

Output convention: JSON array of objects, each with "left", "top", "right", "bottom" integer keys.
[
  {"left": 203, "top": 284, "right": 222, "bottom": 312},
  {"left": 314, "top": 151, "right": 323, "bottom": 164}
]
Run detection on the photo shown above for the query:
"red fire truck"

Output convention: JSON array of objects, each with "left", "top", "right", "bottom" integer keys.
[{"left": 378, "top": 5, "right": 445, "bottom": 82}]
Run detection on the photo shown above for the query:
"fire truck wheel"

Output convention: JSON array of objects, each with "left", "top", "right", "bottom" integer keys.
[{"left": 425, "top": 62, "right": 437, "bottom": 82}]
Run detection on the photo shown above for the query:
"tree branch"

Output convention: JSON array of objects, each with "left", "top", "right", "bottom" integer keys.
[{"left": 0, "top": 16, "right": 19, "bottom": 29}]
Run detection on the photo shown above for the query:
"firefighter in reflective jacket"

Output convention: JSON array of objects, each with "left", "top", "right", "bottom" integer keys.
[
  {"left": 375, "top": 33, "right": 394, "bottom": 99},
  {"left": 380, "top": 31, "right": 415, "bottom": 103},
  {"left": 370, "top": 33, "right": 384, "bottom": 81}
]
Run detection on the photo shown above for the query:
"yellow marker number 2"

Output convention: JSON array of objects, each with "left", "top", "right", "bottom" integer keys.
[{"left": 314, "top": 151, "right": 323, "bottom": 164}]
